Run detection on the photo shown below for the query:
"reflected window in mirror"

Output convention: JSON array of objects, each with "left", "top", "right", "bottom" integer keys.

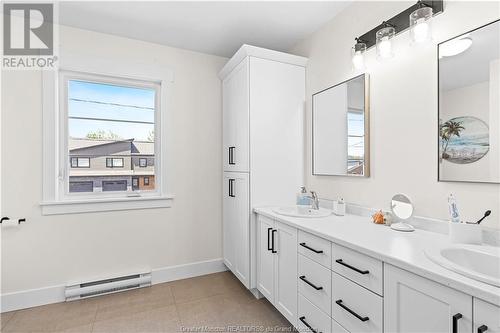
[{"left": 313, "top": 74, "right": 370, "bottom": 177}]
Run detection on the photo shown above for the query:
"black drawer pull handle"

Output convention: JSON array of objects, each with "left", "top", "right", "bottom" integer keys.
[
  {"left": 478, "top": 325, "right": 488, "bottom": 333},
  {"left": 228, "top": 179, "right": 235, "bottom": 197},
  {"left": 335, "top": 259, "right": 369, "bottom": 275},
  {"left": 300, "top": 242, "right": 323, "bottom": 254},
  {"left": 271, "top": 229, "right": 277, "bottom": 253},
  {"left": 452, "top": 313, "right": 462, "bottom": 333},
  {"left": 335, "top": 299, "right": 369, "bottom": 322},
  {"left": 299, "top": 275, "right": 323, "bottom": 290},
  {"left": 267, "top": 227, "right": 273, "bottom": 251},
  {"left": 299, "top": 316, "right": 321, "bottom": 333},
  {"left": 228, "top": 146, "right": 235, "bottom": 165}
]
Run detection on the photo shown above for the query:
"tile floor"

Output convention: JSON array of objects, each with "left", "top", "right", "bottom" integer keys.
[{"left": 0, "top": 272, "right": 293, "bottom": 333}]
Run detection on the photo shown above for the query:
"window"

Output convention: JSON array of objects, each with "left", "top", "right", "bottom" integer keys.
[
  {"left": 347, "top": 111, "right": 365, "bottom": 175},
  {"left": 41, "top": 56, "right": 174, "bottom": 215},
  {"left": 70, "top": 157, "right": 90, "bottom": 168},
  {"left": 139, "top": 158, "right": 147, "bottom": 167},
  {"left": 144, "top": 177, "right": 150, "bottom": 186},
  {"left": 65, "top": 74, "right": 158, "bottom": 194},
  {"left": 106, "top": 158, "right": 124, "bottom": 168}
]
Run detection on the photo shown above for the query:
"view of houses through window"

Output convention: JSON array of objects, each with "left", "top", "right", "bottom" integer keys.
[{"left": 67, "top": 78, "right": 157, "bottom": 193}]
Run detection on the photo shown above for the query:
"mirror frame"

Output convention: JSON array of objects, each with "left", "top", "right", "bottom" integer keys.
[
  {"left": 312, "top": 73, "right": 370, "bottom": 177},
  {"left": 437, "top": 19, "right": 500, "bottom": 184}
]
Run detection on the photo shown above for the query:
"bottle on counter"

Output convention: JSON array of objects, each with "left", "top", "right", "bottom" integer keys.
[{"left": 296, "top": 186, "right": 311, "bottom": 206}]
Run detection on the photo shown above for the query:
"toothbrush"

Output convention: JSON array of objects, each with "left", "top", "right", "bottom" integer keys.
[{"left": 476, "top": 210, "right": 491, "bottom": 224}]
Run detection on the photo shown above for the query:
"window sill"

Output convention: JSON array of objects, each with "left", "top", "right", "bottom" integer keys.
[{"left": 40, "top": 195, "right": 174, "bottom": 215}]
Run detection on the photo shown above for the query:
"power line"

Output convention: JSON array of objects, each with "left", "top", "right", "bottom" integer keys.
[{"left": 69, "top": 98, "right": 155, "bottom": 110}]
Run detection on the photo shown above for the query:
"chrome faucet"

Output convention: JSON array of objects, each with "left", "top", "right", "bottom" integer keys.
[{"left": 310, "top": 191, "right": 319, "bottom": 210}]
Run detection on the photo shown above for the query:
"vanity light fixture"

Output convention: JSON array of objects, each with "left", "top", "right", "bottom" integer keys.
[
  {"left": 351, "top": 38, "right": 367, "bottom": 70},
  {"left": 439, "top": 37, "right": 473, "bottom": 58},
  {"left": 354, "top": 0, "right": 443, "bottom": 58},
  {"left": 409, "top": 2, "right": 433, "bottom": 43},
  {"left": 376, "top": 22, "right": 396, "bottom": 60}
]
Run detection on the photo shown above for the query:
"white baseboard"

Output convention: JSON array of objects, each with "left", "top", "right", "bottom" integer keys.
[
  {"left": 1, "top": 258, "right": 227, "bottom": 313},
  {"left": 0, "top": 285, "right": 66, "bottom": 313},
  {"left": 151, "top": 258, "right": 227, "bottom": 284}
]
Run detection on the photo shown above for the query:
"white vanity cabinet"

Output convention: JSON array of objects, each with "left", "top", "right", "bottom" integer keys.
[
  {"left": 256, "top": 215, "right": 298, "bottom": 326},
  {"left": 384, "top": 264, "right": 472, "bottom": 333},
  {"left": 474, "top": 298, "right": 500, "bottom": 333},
  {"left": 220, "top": 45, "right": 306, "bottom": 291},
  {"left": 254, "top": 210, "right": 497, "bottom": 333}
]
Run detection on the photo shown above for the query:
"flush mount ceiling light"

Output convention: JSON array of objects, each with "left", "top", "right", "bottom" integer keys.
[
  {"left": 351, "top": 38, "right": 367, "bottom": 70},
  {"left": 376, "top": 23, "right": 396, "bottom": 60},
  {"left": 409, "top": 2, "right": 433, "bottom": 44},
  {"left": 439, "top": 37, "right": 473, "bottom": 58}
]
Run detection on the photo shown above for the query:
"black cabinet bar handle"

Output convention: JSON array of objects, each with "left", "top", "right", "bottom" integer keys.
[
  {"left": 335, "top": 299, "right": 369, "bottom": 322},
  {"left": 299, "top": 275, "right": 323, "bottom": 290},
  {"left": 228, "top": 147, "right": 235, "bottom": 165},
  {"left": 271, "top": 229, "right": 277, "bottom": 253},
  {"left": 1, "top": 217, "right": 10, "bottom": 224},
  {"left": 228, "top": 179, "right": 235, "bottom": 197},
  {"left": 478, "top": 325, "right": 488, "bottom": 333},
  {"left": 299, "top": 316, "right": 321, "bottom": 333},
  {"left": 267, "top": 227, "right": 273, "bottom": 251},
  {"left": 453, "top": 313, "right": 462, "bottom": 333},
  {"left": 335, "top": 259, "right": 369, "bottom": 275},
  {"left": 299, "top": 242, "right": 323, "bottom": 254}
]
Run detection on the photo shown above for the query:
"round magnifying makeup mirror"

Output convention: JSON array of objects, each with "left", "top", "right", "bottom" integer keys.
[{"left": 390, "top": 194, "right": 415, "bottom": 232}]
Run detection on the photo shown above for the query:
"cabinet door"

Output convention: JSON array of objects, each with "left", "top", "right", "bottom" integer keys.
[
  {"left": 385, "top": 264, "right": 472, "bottom": 333},
  {"left": 257, "top": 215, "right": 275, "bottom": 301},
  {"left": 222, "top": 58, "right": 249, "bottom": 172},
  {"left": 232, "top": 173, "right": 250, "bottom": 287},
  {"left": 222, "top": 173, "right": 236, "bottom": 272},
  {"left": 474, "top": 298, "right": 500, "bottom": 333},
  {"left": 274, "top": 221, "right": 298, "bottom": 326}
]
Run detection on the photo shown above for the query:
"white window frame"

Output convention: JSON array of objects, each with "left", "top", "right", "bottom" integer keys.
[{"left": 41, "top": 51, "right": 174, "bottom": 215}]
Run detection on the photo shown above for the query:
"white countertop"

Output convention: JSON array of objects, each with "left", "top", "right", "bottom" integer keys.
[{"left": 254, "top": 206, "right": 500, "bottom": 306}]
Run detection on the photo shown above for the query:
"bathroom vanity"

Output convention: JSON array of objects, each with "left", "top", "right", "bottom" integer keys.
[{"left": 254, "top": 207, "right": 500, "bottom": 333}]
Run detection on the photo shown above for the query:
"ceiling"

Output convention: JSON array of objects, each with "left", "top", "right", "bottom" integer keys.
[
  {"left": 59, "top": 1, "right": 351, "bottom": 58},
  {"left": 440, "top": 21, "right": 499, "bottom": 91}
]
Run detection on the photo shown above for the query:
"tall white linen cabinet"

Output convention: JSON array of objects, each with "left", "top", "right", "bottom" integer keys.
[{"left": 219, "top": 45, "right": 307, "bottom": 291}]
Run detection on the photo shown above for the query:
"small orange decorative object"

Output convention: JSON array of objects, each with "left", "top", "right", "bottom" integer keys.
[{"left": 372, "top": 210, "right": 385, "bottom": 224}]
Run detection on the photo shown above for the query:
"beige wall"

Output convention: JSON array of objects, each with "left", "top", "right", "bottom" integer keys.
[
  {"left": 290, "top": 1, "right": 500, "bottom": 228},
  {"left": 1, "top": 25, "right": 226, "bottom": 293}
]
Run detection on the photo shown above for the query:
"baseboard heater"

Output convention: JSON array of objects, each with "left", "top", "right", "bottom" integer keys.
[{"left": 65, "top": 270, "right": 152, "bottom": 301}]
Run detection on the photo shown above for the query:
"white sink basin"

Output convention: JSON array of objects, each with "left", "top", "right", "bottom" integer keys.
[
  {"left": 425, "top": 244, "right": 500, "bottom": 287},
  {"left": 273, "top": 206, "right": 331, "bottom": 218}
]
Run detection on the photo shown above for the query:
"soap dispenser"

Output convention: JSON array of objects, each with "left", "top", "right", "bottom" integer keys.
[{"left": 296, "top": 187, "right": 310, "bottom": 206}]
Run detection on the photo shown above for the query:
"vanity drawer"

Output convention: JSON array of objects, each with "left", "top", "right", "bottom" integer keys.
[
  {"left": 332, "top": 272, "right": 383, "bottom": 333},
  {"left": 298, "top": 230, "right": 332, "bottom": 268},
  {"left": 298, "top": 254, "right": 332, "bottom": 315},
  {"left": 332, "top": 243, "right": 383, "bottom": 295},
  {"left": 298, "top": 294, "right": 331, "bottom": 333},
  {"left": 332, "top": 319, "right": 350, "bottom": 333}
]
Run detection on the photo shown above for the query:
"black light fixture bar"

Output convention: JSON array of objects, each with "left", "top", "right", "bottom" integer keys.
[{"left": 358, "top": 0, "right": 444, "bottom": 49}]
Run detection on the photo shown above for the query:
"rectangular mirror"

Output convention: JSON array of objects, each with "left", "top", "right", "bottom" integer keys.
[
  {"left": 438, "top": 20, "right": 500, "bottom": 183},
  {"left": 312, "top": 74, "right": 370, "bottom": 177}
]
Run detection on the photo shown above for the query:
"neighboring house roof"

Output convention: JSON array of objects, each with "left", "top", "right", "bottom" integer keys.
[{"left": 69, "top": 138, "right": 154, "bottom": 155}]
